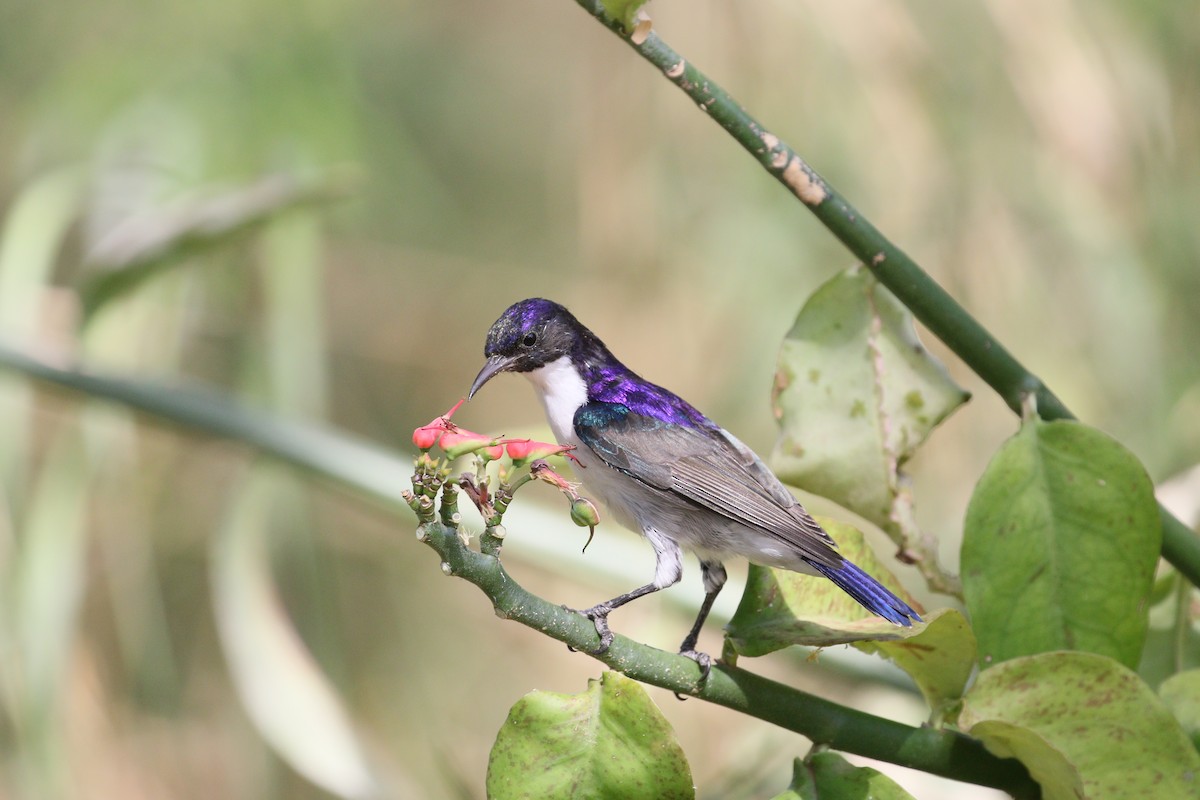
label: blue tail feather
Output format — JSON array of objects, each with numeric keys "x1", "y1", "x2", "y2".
[{"x1": 810, "y1": 560, "x2": 922, "y2": 627}]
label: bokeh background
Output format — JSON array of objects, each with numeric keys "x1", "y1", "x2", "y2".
[{"x1": 0, "y1": 0, "x2": 1197, "y2": 797}]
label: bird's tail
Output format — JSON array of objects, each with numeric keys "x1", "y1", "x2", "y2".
[{"x1": 809, "y1": 559, "x2": 922, "y2": 627}]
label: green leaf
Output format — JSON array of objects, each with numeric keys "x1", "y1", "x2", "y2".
[
  {"x1": 487, "y1": 671, "x2": 693, "y2": 800},
  {"x1": 962, "y1": 418, "x2": 1160, "y2": 669},
  {"x1": 80, "y1": 171, "x2": 353, "y2": 322},
  {"x1": 726, "y1": 518, "x2": 923, "y2": 655},
  {"x1": 213, "y1": 467, "x2": 379, "y2": 798},
  {"x1": 0, "y1": 167, "x2": 81, "y2": 336},
  {"x1": 13, "y1": 429, "x2": 93, "y2": 720},
  {"x1": 770, "y1": 266, "x2": 968, "y2": 534},
  {"x1": 960, "y1": 652, "x2": 1200, "y2": 800},
  {"x1": 855, "y1": 608, "x2": 976, "y2": 719},
  {"x1": 0, "y1": 168, "x2": 83, "y2": 489},
  {"x1": 600, "y1": 0, "x2": 650, "y2": 31},
  {"x1": 1160, "y1": 670, "x2": 1200, "y2": 752},
  {"x1": 771, "y1": 752, "x2": 917, "y2": 800}
]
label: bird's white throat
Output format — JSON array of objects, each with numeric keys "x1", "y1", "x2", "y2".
[{"x1": 524, "y1": 355, "x2": 588, "y2": 445}]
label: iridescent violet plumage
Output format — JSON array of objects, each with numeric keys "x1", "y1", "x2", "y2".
[
  {"x1": 483, "y1": 298, "x2": 713, "y2": 429},
  {"x1": 581, "y1": 359, "x2": 713, "y2": 430},
  {"x1": 487, "y1": 298, "x2": 561, "y2": 352}
]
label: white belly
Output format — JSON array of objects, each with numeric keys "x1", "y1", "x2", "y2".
[{"x1": 524, "y1": 356, "x2": 586, "y2": 444}]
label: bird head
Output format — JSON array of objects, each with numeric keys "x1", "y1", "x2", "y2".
[{"x1": 469, "y1": 298, "x2": 581, "y2": 398}]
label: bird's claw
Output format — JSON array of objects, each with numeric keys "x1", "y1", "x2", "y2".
[
  {"x1": 673, "y1": 649, "x2": 714, "y2": 701},
  {"x1": 563, "y1": 603, "x2": 615, "y2": 655},
  {"x1": 680, "y1": 648, "x2": 714, "y2": 680}
]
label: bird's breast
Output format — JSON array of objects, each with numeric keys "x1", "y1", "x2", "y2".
[{"x1": 524, "y1": 355, "x2": 589, "y2": 444}]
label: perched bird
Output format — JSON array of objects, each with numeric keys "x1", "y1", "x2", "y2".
[{"x1": 469, "y1": 298, "x2": 920, "y2": 675}]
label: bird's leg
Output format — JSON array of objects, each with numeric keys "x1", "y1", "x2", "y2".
[
  {"x1": 566, "y1": 529, "x2": 682, "y2": 655},
  {"x1": 568, "y1": 583, "x2": 661, "y2": 654},
  {"x1": 677, "y1": 560, "x2": 727, "y2": 683}
]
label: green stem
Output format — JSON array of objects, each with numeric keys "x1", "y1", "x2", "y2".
[
  {"x1": 421, "y1": 519, "x2": 1038, "y2": 798},
  {"x1": 0, "y1": 341, "x2": 412, "y2": 510},
  {"x1": 1174, "y1": 571, "x2": 1191, "y2": 675},
  {"x1": 570, "y1": 0, "x2": 1200, "y2": 589}
]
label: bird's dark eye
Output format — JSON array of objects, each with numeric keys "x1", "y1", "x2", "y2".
[{"x1": 521, "y1": 332, "x2": 537, "y2": 348}]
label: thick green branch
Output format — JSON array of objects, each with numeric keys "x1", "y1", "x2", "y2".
[
  {"x1": 419, "y1": 519, "x2": 1037, "y2": 798},
  {"x1": 571, "y1": 0, "x2": 1200, "y2": 588}
]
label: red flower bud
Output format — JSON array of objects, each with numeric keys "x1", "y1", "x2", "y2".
[
  {"x1": 478, "y1": 443, "x2": 505, "y2": 462},
  {"x1": 412, "y1": 398, "x2": 466, "y2": 452},
  {"x1": 440, "y1": 429, "x2": 503, "y2": 460},
  {"x1": 427, "y1": 397, "x2": 466, "y2": 429},
  {"x1": 412, "y1": 426, "x2": 443, "y2": 451},
  {"x1": 506, "y1": 439, "x2": 576, "y2": 466}
]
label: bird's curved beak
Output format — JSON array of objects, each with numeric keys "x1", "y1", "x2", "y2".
[{"x1": 469, "y1": 354, "x2": 517, "y2": 400}]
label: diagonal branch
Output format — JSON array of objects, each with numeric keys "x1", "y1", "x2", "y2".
[
  {"x1": 570, "y1": 0, "x2": 1200, "y2": 588},
  {"x1": 418, "y1": 518, "x2": 1038, "y2": 798}
]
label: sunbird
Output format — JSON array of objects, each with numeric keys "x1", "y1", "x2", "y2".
[{"x1": 470, "y1": 298, "x2": 920, "y2": 675}]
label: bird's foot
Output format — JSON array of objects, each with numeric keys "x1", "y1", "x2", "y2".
[
  {"x1": 563, "y1": 603, "x2": 615, "y2": 655},
  {"x1": 671, "y1": 647, "x2": 714, "y2": 700},
  {"x1": 679, "y1": 648, "x2": 714, "y2": 681}
]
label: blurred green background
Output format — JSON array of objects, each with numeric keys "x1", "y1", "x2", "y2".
[{"x1": 0, "y1": 0, "x2": 1197, "y2": 797}]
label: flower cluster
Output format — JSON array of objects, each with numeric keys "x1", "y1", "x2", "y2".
[
  {"x1": 412, "y1": 400, "x2": 578, "y2": 464},
  {"x1": 406, "y1": 400, "x2": 600, "y2": 552}
]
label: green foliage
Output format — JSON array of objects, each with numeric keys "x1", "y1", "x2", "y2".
[
  {"x1": 960, "y1": 653, "x2": 1200, "y2": 800},
  {"x1": 214, "y1": 468, "x2": 378, "y2": 798},
  {"x1": 80, "y1": 173, "x2": 351, "y2": 323},
  {"x1": 771, "y1": 753, "x2": 917, "y2": 800},
  {"x1": 963, "y1": 418, "x2": 1162, "y2": 669},
  {"x1": 0, "y1": 168, "x2": 81, "y2": 337},
  {"x1": 855, "y1": 608, "x2": 976, "y2": 721},
  {"x1": 10, "y1": 428, "x2": 93, "y2": 795},
  {"x1": 1160, "y1": 670, "x2": 1200, "y2": 751},
  {"x1": 771, "y1": 266, "x2": 968, "y2": 536},
  {"x1": 486, "y1": 672, "x2": 694, "y2": 800}
]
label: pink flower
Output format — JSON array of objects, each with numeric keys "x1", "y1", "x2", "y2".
[
  {"x1": 412, "y1": 426, "x2": 443, "y2": 450},
  {"x1": 506, "y1": 439, "x2": 577, "y2": 466},
  {"x1": 477, "y1": 443, "x2": 506, "y2": 462},
  {"x1": 411, "y1": 398, "x2": 466, "y2": 451},
  {"x1": 439, "y1": 429, "x2": 505, "y2": 460}
]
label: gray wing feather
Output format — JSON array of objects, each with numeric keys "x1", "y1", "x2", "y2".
[{"x1": 574, "y1": 402, "x2": 839, "y2": 566}]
